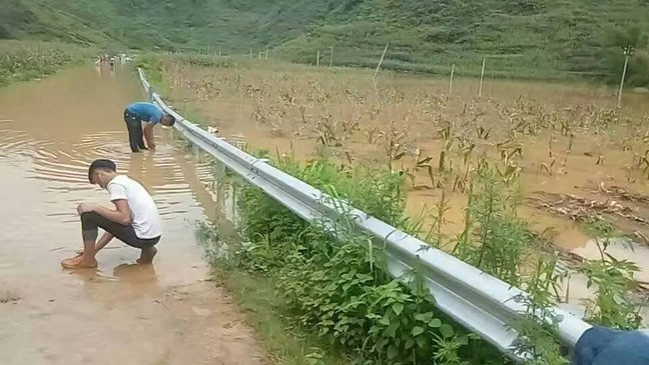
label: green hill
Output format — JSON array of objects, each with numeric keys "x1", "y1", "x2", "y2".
[
  {"x1": 277, "y1": 0, "x2": 649, "y2": 82},
  {"x1": 2, "y1": 0, "x2": 648, "y2": 83}
]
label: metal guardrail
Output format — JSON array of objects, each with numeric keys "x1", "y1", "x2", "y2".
[{"x1": 136, "y1": 67, "x2": 592, "y2": 359}]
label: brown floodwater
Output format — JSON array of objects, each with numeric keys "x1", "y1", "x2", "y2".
[{"x1": 0, "y1": 64, "x2": 265, "y2": 364}]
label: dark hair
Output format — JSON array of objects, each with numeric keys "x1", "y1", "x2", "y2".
[
  {"x1": 165, "y1": 114, "x2": 176, "y2": 126},
  {"x1": 88, "y1": 159, "x2": 116, "y2": 183}
]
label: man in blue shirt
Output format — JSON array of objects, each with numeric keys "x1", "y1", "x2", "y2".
[{"x1": 123, "y1": 102, "x2": 176, "y2": 152}]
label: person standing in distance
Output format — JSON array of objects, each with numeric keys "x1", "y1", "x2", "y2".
[
  {"x1": 61, "y1": 159, "x2": 163, "y2": 268},
  {"x1": 123, "y1": 101, "x2": 176, "y2": 152}
]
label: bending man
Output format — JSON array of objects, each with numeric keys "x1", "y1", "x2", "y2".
[
  {"x1": 61, "y1": 159, "x2": 163, "y2": 268},
  {"x1": 123, "y1": 101, "x2": 176, "y2": 152}
]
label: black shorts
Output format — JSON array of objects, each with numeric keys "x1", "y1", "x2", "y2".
[{"x1": 81, "y1": 212, "x2": 160, "y2": 249}]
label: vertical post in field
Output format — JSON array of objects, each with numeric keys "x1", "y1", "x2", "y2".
[
  {"x1": 478, "y1": 57, "x2": 486, "y2": 98},
  {"x1": 329, "y1": 46, "x2": 334, "y2": 67},
  {"x1": 449, "y1": 63, "x2": 455, "y2": 94},
  {"x1": 373, "y1": 43, "x2": 389, "y2": 84},
  {"x1": 617, "y1": 44, "x2": 635, "y2": 109},
  {"x1": 316, "y1": 50, "x2": 320, "y2": 67}
]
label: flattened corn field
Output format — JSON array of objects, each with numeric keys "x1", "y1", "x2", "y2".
[{"x1": 163, "y1": 59, "x2": 649, "y2": 297}]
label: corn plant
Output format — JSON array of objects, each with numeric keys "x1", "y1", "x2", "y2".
[
  {"x1": 537, "y1": 158, "x2": 556, "y2": 176},
  {"x1": 579, "y1": 218, "x2": 643, "y2": 330},
  {"x1": 475, "y1": 125, "x2": 492, "y2": 140}
]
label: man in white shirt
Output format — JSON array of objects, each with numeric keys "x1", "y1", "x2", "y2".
[{"x1": 61, "y1": 159, "x2": 163, "y2": 269}]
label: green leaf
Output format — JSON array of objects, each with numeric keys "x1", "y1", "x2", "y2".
[
  {"x1": 613, "y1": 294, "x2": 625, "y2": 305},
  {"x1": 392, "y1": 302, "x2": 404, "y2": 315},
  {"x1": 440, "y1": 324, "x2": 454, "y2": 338},
  {"x1": 379, "y1": 315, "x2": 391, "y2": 326},
  {"x1": 405, "y1": 338, "x2": 415, "y2": 349},
  {"x1": 412, "y1": 326, "x2": 425, "y2": 336},
  {"x1": 386, "y1": 321, "x2": 400, "y2": 338},
  {"x1": 429, "y1": 318, "x2": 442, "y2": 328},
  {"x1": 457, "y1": 335, "x2": 469, "y2": 346},
  {"x1": 387, "y1": 344, "x2": 399, "y2": 359},
  {"x1": 415, "y1": 335, "x2": 428, "y2": 348}
]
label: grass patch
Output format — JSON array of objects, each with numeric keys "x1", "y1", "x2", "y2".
[
  {"x1": 206, "y1": 259, "x2": 348, "y2": 365},
  {"x1": 0, "y1": 40, "x2": 93, "y2": 85}
]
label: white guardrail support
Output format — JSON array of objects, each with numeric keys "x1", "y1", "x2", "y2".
[{"x1": 136, "y1": 67, "x2": 591, "y2": 359}]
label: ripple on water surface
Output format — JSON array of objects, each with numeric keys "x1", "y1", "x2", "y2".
[{"x1": 0, "y1": 118, "x2": 205, "y2": 223}]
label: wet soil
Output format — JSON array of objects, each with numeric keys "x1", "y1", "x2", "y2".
[{"x1": 164, "y1": 63, "x2": 649, "y2": 254}]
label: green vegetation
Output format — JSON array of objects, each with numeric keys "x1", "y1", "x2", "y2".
[
  {"x1": 0, "y1": 40, "x2": 92, "y2": 85},
  {"x1": 195, "y1": 148, "x2": 645, "y2": 364},
  {"x1": 201, "y1": 152, "x2": 509, "y2": 364},
  {"x1": 1, "y1": 0, "x2": 113, "y2": 45},
  {"x1": 4, "y1": 0, "x2": 649, "y2": 83},
  {"x1": 579, "y1": 217, "x2": 643, "y2": 330},
  {"x1": 139, "y1": 55, "x2": 648, "y2": 363},
  {"x1": 195, "y1": 230, "x2": 348, "y2": 365},
  {"x1": 277, "y1": 0, "x2": 649, "y2": 83}
]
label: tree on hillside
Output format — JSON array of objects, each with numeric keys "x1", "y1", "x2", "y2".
[{"x1": 603, "y1": 25, "x2": 649, "y2": 87}]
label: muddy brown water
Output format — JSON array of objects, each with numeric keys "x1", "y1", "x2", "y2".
[{"x1": 0, "y1": 65, "x2": 266, "y2": 364}]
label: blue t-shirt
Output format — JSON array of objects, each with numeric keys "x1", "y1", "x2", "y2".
[{"x1": 127, "y1": 102, "x2": 163, "y2": 125}]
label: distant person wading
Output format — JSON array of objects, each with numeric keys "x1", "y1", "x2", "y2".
[{"x1": 123, "y1": 101, "x2": 176, "y2": 152}]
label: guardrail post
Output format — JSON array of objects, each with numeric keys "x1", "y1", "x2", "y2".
[
  {"x1": 212, "y1": 159, "x2": 227, "y2": 219},
  {"x1": 192, "y1": 143, "x2": 200, "y2": 163}
]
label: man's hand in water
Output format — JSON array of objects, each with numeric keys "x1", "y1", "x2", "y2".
[
  {"x1": 77, "y1": 202, "x2": 97, "y2": 215},
  {"x1": 143, "y1": 123, "x2": 155, "y2": 150}
]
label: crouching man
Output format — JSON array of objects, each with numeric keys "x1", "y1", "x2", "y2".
[{"x1": 61, "y1": 159, "x2": 162, "y2": 268}]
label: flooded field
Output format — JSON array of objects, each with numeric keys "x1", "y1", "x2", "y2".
[
  {"x1": 0, "y1": 64, "x2": 265, "y2": 364},
  {"x1": 162, "y1": 62, "x2": 649, "y2": 311}
]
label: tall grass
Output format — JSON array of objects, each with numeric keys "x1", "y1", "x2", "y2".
[
  {"x1": 196, "y1": 151, "x2": 645, "y2": 364},
  {"x1": 203, "y1": 152, "x2": 507, "y2": 364}
]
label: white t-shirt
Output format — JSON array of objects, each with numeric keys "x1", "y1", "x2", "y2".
[{"x1": 106, "y1": 175, "x2": 162, "y2": 239}]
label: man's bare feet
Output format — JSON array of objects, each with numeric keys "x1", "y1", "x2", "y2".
[
  {"x1": 61, "y1": 255, "x2": 98, "y2": 269},
  {"x1": 136, "y1": 246, "x2": 157, "y2": 264}
]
